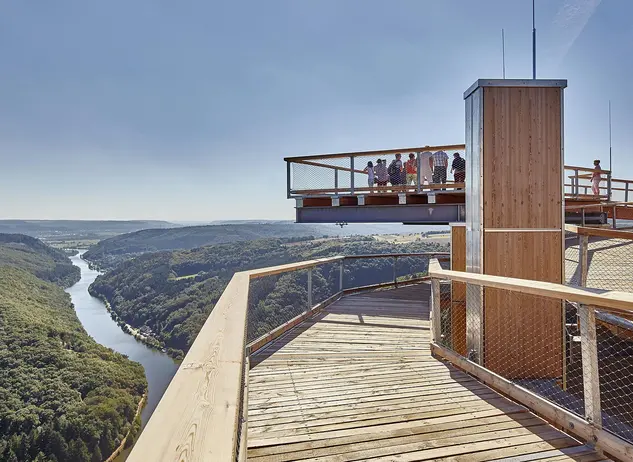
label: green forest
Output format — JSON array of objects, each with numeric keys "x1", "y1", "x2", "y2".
[
  {"x1": 0, "y1": 235, "x2": 147, "y2": 462},
  {"x1": 89, "y1": 237, "x2": 447, "y2": 359},
  {"x1": 0, "y1": 234, "x2": 80, "y2": 287}
]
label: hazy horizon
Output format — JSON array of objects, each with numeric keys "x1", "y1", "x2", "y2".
[{"x1": 2, "y1": 0, "x2": 632, "y2": 221}]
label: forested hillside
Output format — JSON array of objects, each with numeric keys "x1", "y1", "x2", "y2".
[
  {"x1": 0, "y1": 236, "x2": 147, "y2": 462},
  {"x1": 83, "y1": 223, "x2": 331, "y2": 269},
  {"x1": 89, "y1": 237, "x2": 447, "y2": 359},
  {"x1": 0, "y1": 234, "x2": 80, "y2": 287}
]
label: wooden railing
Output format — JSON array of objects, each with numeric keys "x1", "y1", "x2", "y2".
[
  {"x1": 285, "y1": 144, "x2": 466, "y2": 197},
  {"x1": 128, "y1": 252, "x2": 448, "y2": 462},
  {"x1": 428, "y1": 258, "x2": 633, "y2": 461}
]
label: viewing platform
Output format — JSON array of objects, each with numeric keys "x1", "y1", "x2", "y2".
[
  {"x1": 247, "y1": 285, "x2": 606, "y2": 461},
  {"x1": 285, "y1": 148, "x2": 633, "y2": 226}
]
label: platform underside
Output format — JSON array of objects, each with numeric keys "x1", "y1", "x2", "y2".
[{"x1": 246, "y1": 285, "x2": 607, "y2": 461}]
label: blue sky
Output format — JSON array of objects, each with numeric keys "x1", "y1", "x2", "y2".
[{"x1": 1, "y1": 0, "x2": 631, "y2": 220}]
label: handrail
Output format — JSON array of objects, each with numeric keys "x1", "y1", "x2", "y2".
[
  {"x1": 284, "y1": 143, "x2": 466, "y2": 161},
  {"x1": 129, "y1": 252, "x2": 445, "y2": 461},
  {"x1": 564, "y1": 164, "x2": 611, "y2": 175},
  {"x1": 565, "y1": 224, "x2": 633, "y2": 240},
  {"x1": 428, "y1": 259, "x2": 633, "y2": 315}
]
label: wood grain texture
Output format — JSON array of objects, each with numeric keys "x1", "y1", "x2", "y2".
[
  {"x1": 246, "y1": 285, "x2": 604, "y2": 461},
  {"x1": 127, "y1": 272, "x2": 250, "y2": 462},
  {"x1": 428, "y1": 258, "x2": 633, "y2": 315},
  {"x1": 482, "y1": 86, "x2": 562, "y2": 229},
  {"x1": 451, "y1": 225, "x2": 467, "y2": 355}
]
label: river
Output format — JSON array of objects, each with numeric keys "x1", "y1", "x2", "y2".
[{"x1": 65, "y1": 253, "x2": 179, "y2": 459}]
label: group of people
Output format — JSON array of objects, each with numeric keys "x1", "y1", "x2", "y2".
[{"x1": 364, "y1": 151, "x2": 466, "y2": 189}]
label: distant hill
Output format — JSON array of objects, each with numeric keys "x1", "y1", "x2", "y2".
[
  {"x1": 83, "y1": 223, "x2": 332, "y2": 269},
  {"x1": 89, "y1": 236, "x2": 448, "y2": 359},
  {"x1": 0, "y1": 233, "x2": 80, "y2": 287},
  {"x1": 83, "y1": 222, "x2": 449, "y2": 270},
  {"x1": 0, "y1": 219, "x2": 177, "y2": 241}
]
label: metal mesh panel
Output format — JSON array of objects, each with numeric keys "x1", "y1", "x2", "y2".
[
  {"x1": 594, "y1": 306, "x2": 633, "y2": 442},
  {"x1": 565, "y1": 234, "x2": 633, "y2": 292},
  {"x1": 289, "y1": 149, "x2": 467, "y2": 195}
]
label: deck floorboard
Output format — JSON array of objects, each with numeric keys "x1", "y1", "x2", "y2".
[{"x1": 247, "y1": 284, "x2": 606, "y2": 461}]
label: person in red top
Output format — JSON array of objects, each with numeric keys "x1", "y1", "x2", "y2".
[{"x1": 405, "y1": 153, "x2": 417, "y2": 186}]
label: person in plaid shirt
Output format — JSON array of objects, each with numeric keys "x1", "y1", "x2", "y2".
[{"x1": 430, "y1": 150, "x2": 449, "y2": 185}]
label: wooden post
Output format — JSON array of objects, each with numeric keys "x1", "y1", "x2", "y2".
[
  {"x1": 578, "y1": 304, "x2": 602, "y2": 428},
  {"x1": 579, "y1": 235, "x2": 589, "y2": 287},
  {"x1": 613, "y1": 205, "x2": 617, "y2": 229},
  {"x1": 307, "y1": 267, "x2": 313, "y2": 309},
  {"x1": 626, "y1": 182, "x2": 629, "y2": 202},
  {"x1": 339, "y1": 260, "x2": 344, "y2": 291},
  {"x1": 393, "y1": 256, "x2": 398, "y2": 287},
  {"x1": 334, "y1": 169, "x2": 338, "y2": 194},
  {"x1": 574, "y1": 169, "x2": 579, "y2": 196},
  {"x1": 582, "y1": 207, "x2": 586, "y2": 227},
  {"x1": 431, "y1": 278, "x2": 441, "y2": 343}
]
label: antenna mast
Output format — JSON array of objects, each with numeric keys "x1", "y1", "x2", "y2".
[
  {"x1": 502, "y1": 29, "x2": 506, "y2": 79},
  {"x1": 532, "y1": 0, "x2": 536, "y2": 79}
]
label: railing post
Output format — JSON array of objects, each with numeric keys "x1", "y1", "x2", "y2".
[
  {"x1": 334, "y1": 169, "x2": 339, "y2": 194},
  {"x1": 574, "y1": 169, "x2": 579, "y2": 196},
  {"x1": 579, "y1": 234, "x2": 588, "y2": 287},
  {"x1": 393, "y1": 256, "x2": 398, "y2": 287},
  {"x1": 581, "y1": 207, "x2": 586, "y2": 227},
  {"x1": 339, "y1": 260, "x2": 344, "y2": 291},
  {"x1": 607, "y1": 172, "x2": 612, "y2": 201},
  {"x1": 350, "y1": 156, "x2": 355, "y2": 194},
  {"x1": 612, "y1": 205, "x2": 617, "y2": 229},
  {"x1": 431, "y1": 278, "x2": 441, "y2": 343},
  {"x1": 307, "y1": 267, "x2": 313, "y2": 309},
  {"x1": 578, "y1": 304, "x2": 602, "y2": 429},
  {"x1": 626, "y1": 181, "x2": 630, "y2": 203},
  {"x1": 286, "y1": 161, "x2": 292, "y2": 199},
  {"x1": 416, "y1": 152, "x2": 422, "y2": 193}
]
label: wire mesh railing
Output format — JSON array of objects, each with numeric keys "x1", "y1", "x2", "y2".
[
  {"x1": 285, "y1": 144, "x2": 467, "y2": 197},
  {"x1": 429, "y1": 259, "x2": 633, "y2": 458},
  {"x1": 565, "y1": 165, "x2": 612, "y2": 200}
]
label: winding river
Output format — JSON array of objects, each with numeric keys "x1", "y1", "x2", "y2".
[{"x1": 65, "y1": 253, "x2": 179, "y2": 459}]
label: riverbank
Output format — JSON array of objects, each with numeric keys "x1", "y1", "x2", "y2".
[
  {"x1": 105, "y1": 393, "x2": 147, "y2": 462},
  {"x1": 66, "y1": 253, "x2": 179, "y2": 460}
]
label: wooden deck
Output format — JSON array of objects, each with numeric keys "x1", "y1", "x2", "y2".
[{"x1": 247, "y1": 285, "x2": 607, "y2": 461}]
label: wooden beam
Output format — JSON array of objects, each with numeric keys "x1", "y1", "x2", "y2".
[
  {"x1": 127, "y1": 272, "x2": 251, "y2": 462},
  {"x1": 293, "y1": 159, "x2": 367, "y2": 175},
  {"x1": 428, "y1": 259, "x2": 633, "y2": 314},
  {"x1": 564, "y1": 165, "x2": 612, "y2": 175},
  {"x1": 565, "y1": 225, "x2": 633, "y2": 240},
  {"x1": 431, "y1": 343, "x2": 633, "y2": 462},
  {"x1": 284, "y1": 143, "x2": 466, "y2": 161}
]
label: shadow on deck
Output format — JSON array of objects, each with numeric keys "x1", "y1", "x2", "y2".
[{"x1": 247, "y1": 284, "x2": 607, "y2": 461}]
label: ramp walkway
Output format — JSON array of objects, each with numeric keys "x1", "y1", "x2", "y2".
[{"x1": 247, "y1": 285, "x2": 605, "y2": 461}]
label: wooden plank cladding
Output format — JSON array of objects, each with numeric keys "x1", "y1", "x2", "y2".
[
  {"x1": 464, "y1": 80, "x2": 566, "y2": 380},
  {"x1": 451, "y1": 224, "x2": 467, "y2": 356},
  {"x1": 482, "y1": 86, "x2": 563, "y2": 229}
]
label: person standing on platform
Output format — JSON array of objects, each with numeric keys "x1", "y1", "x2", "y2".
[
  {"x1": 405, "y1": 153, "x2": 417, "y2": 186},
  {"x1": 374, "y1": 159, "x2": 388, "y2": 187},
  {"x1": 364, "y1": 161, "x2": 375, "y2": 191},
  {"x1": 419, "y1": 151, "x2": 433, "y2": 185},
  {"x1": 591, "y1": 159, "x2": 602, "y2": 196},
  {"x1": 451, "y1": 152, "x2": 466, "y2": 188},
  {"x1": 388, "y1": 153, "x2": 403, "y2": 187},
  {"x1": 430, "y1": 150, "x2": 449, "y2": 186}
]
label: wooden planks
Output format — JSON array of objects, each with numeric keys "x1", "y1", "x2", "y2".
[
  {"x1": 246, "y1": 285, "x2": 604, "y2": 462},
  {"x1": 482, "y1": 86, "x2": 562, "y2": 230},
  {"x1": 450, "y1": 224, "x2": 466, "y2": 355}
]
